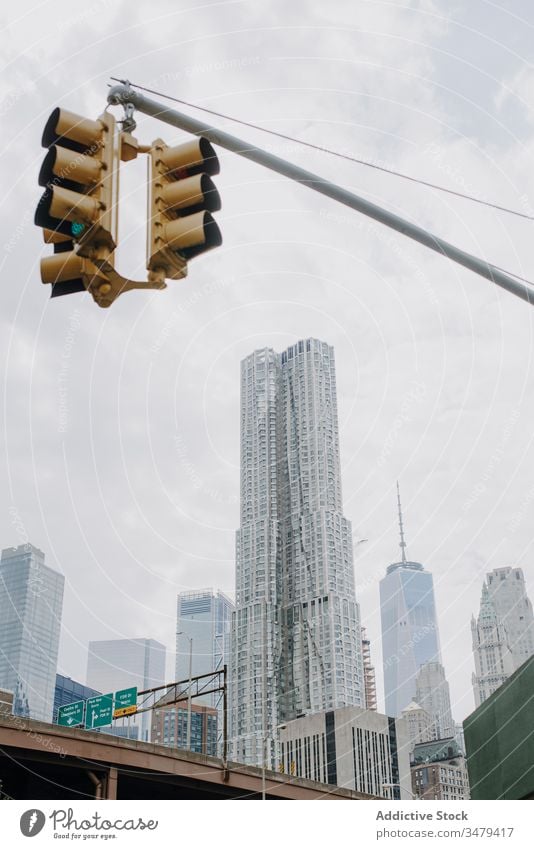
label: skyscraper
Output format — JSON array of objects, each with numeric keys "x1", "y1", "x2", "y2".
[
  {"x1": 0, "y1": 544, "x2": 64, "y2": 723},
  {"x1": 86, "y1": 638, "x2": 166, "y2": 741},
  {"x1": 231, "y1": 339, "x2": 364, "y2": 766},
  {"x1": 471, "y1": 582, "x2": 515, "y2": 707},
  {"x1": 176, "y1": 589, "x2": 234, "y2": 685},
  {"x1": 176, "y1": 589, "x2": 234, "y2": 752},
  {"x1": 414, "y1": 661, "x2": 454, "y2": 741},
  {"x1": 485, "y1": 567, "x2": 534, "y2": 669},
  {"x1": 380, "y1": 485, "x2": 441, "y2": 718}
]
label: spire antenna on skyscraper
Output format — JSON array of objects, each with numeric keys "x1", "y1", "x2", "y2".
[{"x1": 397, "y1": 481, "x2": 407, "y2": 564}]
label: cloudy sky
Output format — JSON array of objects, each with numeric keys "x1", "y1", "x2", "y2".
[{"x1": 1, "y1": 0, "x2": 534, "y2": 726}]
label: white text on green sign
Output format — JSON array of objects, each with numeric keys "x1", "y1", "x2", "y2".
[
  {"x1": 113, "y1": 686, "x2": 138, "y2": 719},
  {"x1": 57, "y1": 700, "x2": 84, "y2": 727},
  {"x1": 86, "y1": 693, "x2": 113, "y2": 729}
]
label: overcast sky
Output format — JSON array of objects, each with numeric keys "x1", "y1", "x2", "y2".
[{"x1": 1, "y1": 0, "x2": 534, "y2": 725}]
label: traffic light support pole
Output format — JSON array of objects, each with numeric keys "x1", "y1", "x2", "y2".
[{"x1": 108, "y1": 83, "x2": 534, "y2": 306}]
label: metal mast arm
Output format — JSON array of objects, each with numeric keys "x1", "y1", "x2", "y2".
[{"x1": 108, "y1": 83, "x2": 534, "y2": 306}]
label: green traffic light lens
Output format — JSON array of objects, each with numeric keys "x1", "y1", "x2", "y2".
[{"x1": 71, "y1": 221, "x2": 85, "y2": 237}]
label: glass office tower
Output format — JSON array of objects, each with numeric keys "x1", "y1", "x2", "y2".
[
  {"x1": 86, "y1": 638, "x2": 166, "y2": 741},
  {"x1": 380, "y1": 487, "x2": 441, "y2": 718},
  {"x1": 0, "y1": 544, "x2": 64, "y2": 723}
]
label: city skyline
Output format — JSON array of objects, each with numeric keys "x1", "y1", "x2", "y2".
[
  {"x1": 2, "y1": 402, "x2": 534, "y2": 730},
  {"x1": 1, "y1": 423, "x2": 533, "y2": 730},
  {"x1": 3, "y1": 3, "x2": 534, "y2": 737}
]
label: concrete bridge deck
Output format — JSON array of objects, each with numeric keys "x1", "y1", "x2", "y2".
[{"x1": 0, "y1": 714, "x2": 370, "y2": 800}]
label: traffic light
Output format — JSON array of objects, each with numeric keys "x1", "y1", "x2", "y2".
[
  {"x1": 147, "y1": 137, "x2": 222, "y2": 282},
  {"x1": 36, "y1": 108, "x2": 119, "y2": 298}
]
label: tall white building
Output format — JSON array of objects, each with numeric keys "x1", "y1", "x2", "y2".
[
  {"x1": 379, "y1": 485, "x2": 442, "y2": 718},
  {"x1": 231, "y1": 339, "x2": 365, "y2": 766},
  {"x1": 471, "y1": 582, "x2": 515, "y2": 707},
  {"x1": 86, "y1": 638, "x2": 166, "y2": 741},
  {"x1": 486, "y1": 567, "x2": 534, "y2": 669},
  {"x1": 414, "y1": 661, "x2": 454, "y2": 741},
  {"x1": 0, "y1": 544, "x2": 64, "y2": 723}
]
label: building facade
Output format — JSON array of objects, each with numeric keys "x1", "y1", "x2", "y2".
[
  {"x1": 486, "y1": 567, "x2": 534, "y2": 669},
  {"x1": 231, "y1": 340, "x2": 365, "y2": 766},
  {"x1": 176, "y1": 590, "x2": 234, "y2": 684},
  {"x1": 53, "y1": 674, "x2": 100, "y2": 723},
  {"x1": 279, "y1": 706, "x2": 411, "y2": 798},
  {"x1": 176, "y1": 589, "x2": 233, "y2": 755},
  {"x1": 464, "y1": 655, "x2": 534, "y2": 800},
  {"x1": 0, "y1": 544, "x2": 64, "y2": 723},
  {"x1": 471, "y1": 583, "x2": 515, "y2": 707},
  {"x1": 151, "y1": 699, "x2": 218, "y2": 756},
  {"x1": 86, "y1": 638, "x2": 166, "y2": 742},
  {"x1": 361, "y1": 627, "x2": 377, "y2": 711},
  {"x1": 401, "y1": 701, "x2": 436, "y2": 754},
  {"x1": 0, "y1": 689, "x2": 14, "y2": 717},
  {"x1": 411, "y1": 738, "x2": 470, "y2": 800},
  {"x1": 414, "y1": 661, "x2": 454, "y2": 741},
  {"x1": 379, "y1": 487, "x2": 442, "y2": 719}
]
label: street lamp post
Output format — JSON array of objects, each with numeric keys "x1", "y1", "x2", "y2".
[
  {"x1": 382, "y1": 782, "x2": 416, "y2": 800},
  {"x1": 177, "y1": 632, "x2": 193, "y2": 752}
]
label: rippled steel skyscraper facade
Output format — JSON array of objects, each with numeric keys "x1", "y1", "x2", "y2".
[{"x1": 231, "y1": 339, "x2": 364, "y2": 766}]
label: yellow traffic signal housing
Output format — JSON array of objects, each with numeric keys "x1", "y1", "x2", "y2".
[
  {"x1": 35, "y1": 108, "x2": 223, "y2": 306},
  {"x1": 36, "y1": 107, "x2": 120, "y2": 300},
  {"x1": 39, "y1": 243, "x2": 111, "y2": 299},
  {"x1": 36, "y1": 108, "x2": 118, "y2": 257},
  {"x1": 147, "y1": 137, "x2": 222, "y2": 281}
]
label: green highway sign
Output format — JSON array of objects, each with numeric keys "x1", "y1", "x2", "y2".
[
  {"x1": 113, "y1": 686, "x2": 138, "y2": 719},
  {"x1": 57, "y1": 700, "x2": 84, "y2": 728},
  {"x1": 86, "y1": 693, "x2": 113, "y2": 729}
]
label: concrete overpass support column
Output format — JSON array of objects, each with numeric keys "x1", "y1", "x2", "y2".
[{"x1": 106, "y1": 767, "x2": 118, "y2": 800}]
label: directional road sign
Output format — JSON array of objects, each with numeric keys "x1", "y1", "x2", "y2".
[
  {"x1": 86, "y1": 693, "x2": 113, "y2": 729},
  {"x1": 113, "y1": 686, "x2": 138, "y2": 719},
  {"x1": 57, "y1": 700, "x2": 84, "y2": 728}
]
